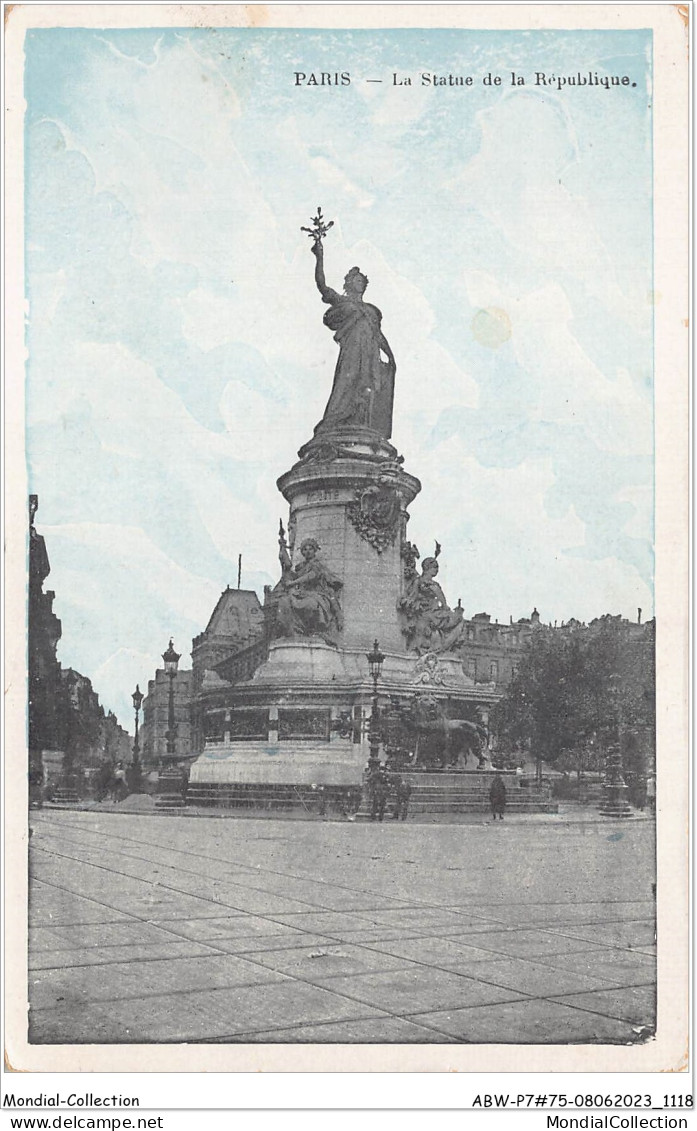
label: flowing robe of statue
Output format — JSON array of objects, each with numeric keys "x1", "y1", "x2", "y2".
[
  {"x1": 310, "y1": 239, "x2": 396, "y2": 439},
  {"x1": 318, "y1": 295, "x2": 395, "y2": 437}
]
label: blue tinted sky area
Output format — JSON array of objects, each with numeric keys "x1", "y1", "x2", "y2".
[{"x1": 24, "y1": 27, "x2": 653, "y2": 725}]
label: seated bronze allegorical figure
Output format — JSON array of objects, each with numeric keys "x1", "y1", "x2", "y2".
[
  {"x1": 399, "y1": 552, "x2": 466, "y2": 655},
  {"x1": 269, "y1": 532, "x2": 344, "y2": 646}
]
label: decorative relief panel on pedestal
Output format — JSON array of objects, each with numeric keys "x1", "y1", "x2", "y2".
[
  {"x1": 278, "y1": 708, "x2": 331, "y2": 741},
  {"x1": 412, "y1": 651, "x2": 448, "y2": 687},
  {"x1": 228, "y1": 708, "x2": 269, "y2": 740},
  {"x1": 204, "y1": 710, "x2": 226, "y2": 743},
  {"x1": 346, "y1": 478, "x2": 402, "y2": 553}
]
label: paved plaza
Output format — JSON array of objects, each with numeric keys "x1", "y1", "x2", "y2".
[{"x1": 28, "y1": 808, "x2": 656, "y2": 1044}]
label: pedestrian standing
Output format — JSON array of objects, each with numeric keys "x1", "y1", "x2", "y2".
[
  {"x1": 113, "y1": 762, "x2": 128, "y2": 802},
  {"x1": 392, "y1": 778, "x2": 412, "y2": 821},
  {"x1": 489, "y1": 773, "x2": 506, "y2": 820},
  {"x1": 370, "y1": 769, "x2": 389, "y2": 822}
]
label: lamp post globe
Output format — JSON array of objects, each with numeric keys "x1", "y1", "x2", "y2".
[
  {"x1": 162, "y1": 639, "x2": 181, "y2": 677},
  {"x1": 367, "y1": 639, "x2": 385, "y2": 683}
]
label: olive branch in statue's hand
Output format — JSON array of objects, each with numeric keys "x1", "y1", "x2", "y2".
[{"x1": 302, "y1": 206, "x2": 334, "y2": 250}]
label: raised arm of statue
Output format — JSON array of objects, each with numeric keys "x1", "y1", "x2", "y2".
[{"x1": 311, "y1": 241, "x2": 340, "y2": 305}]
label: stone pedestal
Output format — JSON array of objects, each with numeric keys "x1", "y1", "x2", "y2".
[
  {"x1": 188, "y1": 639, "x2": 491, "y2": 790},
  {"x1": 276, "y1": 429, "x2": 421, "y2": 653},
  {"x1": 189, "y1": 425, "x2": 499, "y2": 797}
]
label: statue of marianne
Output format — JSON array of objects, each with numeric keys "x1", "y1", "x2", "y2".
[{"x1": 311, "y1": 238, "x2": 396, "y2": 439}]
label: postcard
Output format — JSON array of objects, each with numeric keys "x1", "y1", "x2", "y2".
[{"x1": 4, "y1": 3, "x2": 688, "y2": 1077}]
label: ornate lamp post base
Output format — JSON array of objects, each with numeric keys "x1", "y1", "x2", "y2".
[
  {"x1": 599, "y1": 784, "x2": 633, "y2": 818},
  {"x1": 599, "y1": 746, "x2": 633, "y2": 818}
]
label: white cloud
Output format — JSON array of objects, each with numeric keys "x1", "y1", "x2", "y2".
[
  {"x1": 44, "y1": 522, "x2": 220, "y2": 624},
  {"x1": 451, "y1": 94, "x2": 648, "y2": 332}
]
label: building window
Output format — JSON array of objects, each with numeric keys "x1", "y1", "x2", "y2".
[
  {"x1": 490, "y1": 661, "x2": 499, "y2": 681},
  {"x1": 466, "y1": 659, "x2": 476, "y2": 678}
]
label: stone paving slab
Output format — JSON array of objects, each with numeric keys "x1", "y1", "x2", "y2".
[
  {"x1": 413, "y1": 998, "x2": 642, "y2": 1044},
  {"x1": 32, "y1": 863, "x2": 241, "y2": 921},
  {"x1": 429, "y1": 915, "x2": 549, "y2": 935},
  {"x1": 443, "y1": 955, "x2": 622, "y2": 998},
  {"x1": 232, "y1": 1016, "x2": 460, "y2": 1043},
  {"x1": 365, "y1": 935, "x2": 502, "y2": 968},
  {"x1": 205, "y1": 870, "x2": 386, "y2": 906},
  {"x1": 325, "y1": 925, "x2": 450, "y2": 945},
  {"x1": 30, "y1": 953, "x2": 290, "y2": 1009},
  {"x1": 554, "y1": 921, "x2": 656, "y2": 951},
  {"x1": 356, "y1": 908, "x2": 478, "y2": 930},
  {"x1": 28, "y1": 881, "x2": 134, "y2": 927},
  {"x1": 240, "y1": 942, "x2": 422, "y2": 980},
  {"x1": 458, "y1": 901, "x2": 656, "y2": 927},
  {"x1": 208, "y1": 933, "x2": 336, "y2": 956},
  {"x1": 149, "y1": 914, "x2": 302, "y2": 943},
  {"x1": 441, "y1": 927, "x2": 608, "y2": 959},
  {"x1": 41, "y1": 858, "x2": 322, "y2": 918},
  {"x1": 29, "y1": 920, "x2": 182, "y2": 951},
  {"x1": 310, "y1": 968, "x2": 527, "y2": 1013},
  {"x1": 29, "y1": 941, "x2": 218, "y2": 971},
  {"x1": 540, "y1": 947, "x2": 656, "y2": 984},
  {"x1": 267, "y1": 910, "x2": 386, "y2": 933},
  {"x1": 280, "y1": 888, "x2": 413, "y2": 913},
  {"x1": 42, "y1": 832, "x2": 263, "y2": 884},
  {"x1": 32, "y1": 982, "x2": 389, "y2": 1044},
  {"x1": 359, "y1": 938, "x2": 628, "y2": 998},
  {"x1": 192, "y1": 885, "x2": 322, "y2": 916},
  {"x1": 551, "y1": 985, "x2": 658, "y2": 1025}
]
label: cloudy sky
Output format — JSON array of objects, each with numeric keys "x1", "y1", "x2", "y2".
[{"x1": 24, "y1": 26, "x2": 653, "y2": 729}]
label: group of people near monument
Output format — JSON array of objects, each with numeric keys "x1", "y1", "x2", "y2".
[{"x1": 367, "y1": 768, "x2": 412, "y2": 822}]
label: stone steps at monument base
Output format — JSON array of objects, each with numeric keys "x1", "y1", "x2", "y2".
[
  {"x1": 185, "y1": 781, "x2": 557, "y2": 815},
  {"x1": 357, "y1": 799, "x2": 558, "y2": 818},
  {"x1": 410, "y1": 797, "x2": 557, "y2": 812},
  {"x1": 185, "y1": 783, "x2": 354, "y2": 811},
  {"x1": 357, "y1": 774, "x2": 556, "y2": 817},
  {"x1": 155, "y1": 792, "x2": 186, "y2": 809},
  {"x1": 389, "y1": 786, "x2": 546, "y2": 799},
  {"x1": 51, "y1": 788, "x2": 81, "y2": 804}
]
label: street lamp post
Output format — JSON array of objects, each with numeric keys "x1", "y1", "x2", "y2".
[
  {"x1": 599, "y1": 672, "x2": 632, "y2": 817},
  {"x1": 129, "y1": 684, "x2": 143, "y2": 792},
  {"x1": 366, "y1": 639, "x2": 385, "y2": 775},
  {"x1": 162, "y1": 639, "x2": 180, "y2": 765}
]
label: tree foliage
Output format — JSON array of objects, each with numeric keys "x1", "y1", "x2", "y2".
[{"x1": 491, "y1": 617, "x2": 655, "y2": 774}]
